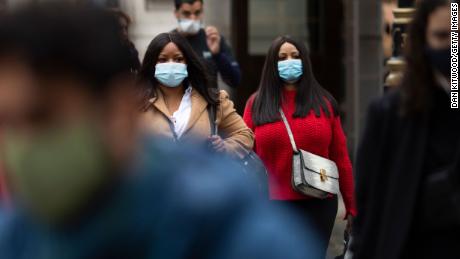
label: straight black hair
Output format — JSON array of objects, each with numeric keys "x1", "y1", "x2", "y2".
[
  {"x1": 139, "y1": 32, "x2": 218, "y2": 107},
  {"x1": 174, "y1": 0, "x2": 203, "y2": 10},
  {"x1": 400, "y1": 0, "x2": 450, "y2": 115},
  {"x1": 252, "y1": 36, "x2": 338, "y2": 126}
]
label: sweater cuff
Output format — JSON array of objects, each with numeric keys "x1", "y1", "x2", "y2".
[{"x1": 343, "y1": 208, "x2": 357, "y2": 220}]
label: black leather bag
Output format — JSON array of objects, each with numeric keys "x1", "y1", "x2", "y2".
[{"x1": 207, "y1": 105, "x2": 268, "y2": 196}]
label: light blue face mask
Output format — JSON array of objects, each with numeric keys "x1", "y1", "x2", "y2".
[
  {"x1": 154, "y1": 62, "x2": 188, "y2": 88},
  {"x1": 278, "y1": 59, "x2": 303, "y2": 83}
]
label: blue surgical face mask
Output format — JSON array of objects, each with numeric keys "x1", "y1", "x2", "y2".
[
  {"x1": 154, "y1": 62, "x2": 188, "y2": 88},
  {"x1": 278, "y1": 59, "x2": 303, "y2": 83}
]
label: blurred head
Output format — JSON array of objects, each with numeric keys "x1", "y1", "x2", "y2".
[
  {"x1": 0, "y1": 3, "x2": 138, "y2": 224},
  {"x1": 251, "y1": 36, "x2": 338, "y2": 126},
  {"x1": 109, "y1": 8, "x2": 132, "y2": 41},
  {"x1": 139, "y1": 32, "x2": 217, "y2": 107},
  {"x1": 425, "y1": 3, "x2": 450, "y2": 50},
  {"x1": 401, "y1": 0, "x2": 451, "y2": 114},
  {"x1": 174, "y1": 0, "x2": 204, "y2": 35}
]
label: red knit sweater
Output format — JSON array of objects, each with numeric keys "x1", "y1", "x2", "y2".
[{"x1": 243, "y1": 89, "x2": 357, "y2": 217}]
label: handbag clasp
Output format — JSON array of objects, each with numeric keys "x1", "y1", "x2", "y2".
[{"x1": 320, "y1": 169, "x2": 328, "y2": 182}]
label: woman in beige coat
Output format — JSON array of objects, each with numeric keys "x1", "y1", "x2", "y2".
[{"x1": 138, "y1": 32, "x2": 253, "y2": 158}]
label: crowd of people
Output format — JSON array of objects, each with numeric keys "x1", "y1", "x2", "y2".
[{"x1": 0, "y1": 0, "x2": 457, "y2": 258}]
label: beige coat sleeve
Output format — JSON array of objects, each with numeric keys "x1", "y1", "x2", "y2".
[{"x1": 216, "y1": 90, "x2": 254, "y2": 159}]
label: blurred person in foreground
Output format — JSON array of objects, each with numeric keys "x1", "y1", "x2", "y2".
[
  {"x1": 0, "y1": 3, "x2": 320, "y2": 259},
  {"x1": 172, "y1": 0, "x2": 241, "y2": 89},
  {"x1": 352, "y1": 0, "x2": 460, "y2": 258}
]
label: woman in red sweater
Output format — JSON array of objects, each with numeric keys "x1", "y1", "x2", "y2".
[{"x1": 243, "y1": 36, "x2": 356, "y2": 257}]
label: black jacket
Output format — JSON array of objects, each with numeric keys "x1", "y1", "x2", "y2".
[
  {"x1": 173, "y1": 29, "x2": 241, "y2": 88},
  {"x1": 351, "y1": 87, "x2": 460, "y2": 259}
]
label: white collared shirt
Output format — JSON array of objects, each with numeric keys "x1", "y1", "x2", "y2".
[{"x1": 169, "y1": 86, "x2": 192, "y2": 139}]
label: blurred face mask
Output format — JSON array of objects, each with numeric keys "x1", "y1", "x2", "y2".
[
  {"x1": 2, "y1": 122, "x2": 111, "y2": 223},
  {"x1": 178, "y1": 19, "x2": 201, "y2": 35},
  {"x1": 278, "y1": 59, "x2": 303, "y2": 83},
  {"x1": 426, "y1": 46, "x2": 451, "y2": 79},
  {"x1": 155, "y1": 62, "x2": 188, "y2": 88}
]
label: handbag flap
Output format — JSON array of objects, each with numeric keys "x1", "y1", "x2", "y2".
[{"x1": 299, "y1": 149, "x2": 339, "y2": 179}]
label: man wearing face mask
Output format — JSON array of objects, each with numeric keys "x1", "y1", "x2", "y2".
[{"x1": 172, "y1": 0, "x2": 241, "y2": 89}]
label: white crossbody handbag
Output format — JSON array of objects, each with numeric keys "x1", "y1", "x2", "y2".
[{"x1": 279, "y1": 109, "x2": 340, "y2": 199}]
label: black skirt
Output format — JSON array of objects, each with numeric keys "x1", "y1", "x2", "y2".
[{"x1": 273, "y1": 196, "x2": 338, "y2": 259}]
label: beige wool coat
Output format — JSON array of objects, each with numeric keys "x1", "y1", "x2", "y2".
[{"x1": 140, "y1": 88, "x2": 254, "y2": 158}]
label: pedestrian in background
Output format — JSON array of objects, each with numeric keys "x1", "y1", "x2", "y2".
[
  {"x1": 243, "y1": 36, "x2": 356, "y2": 258},
  {"x1": 352, "y1": 0, "x2": 460, "y2": 258},
  {"x1": 138, "y1": 32, "x2": 253, "y2": 159},
  {"x1": 172, "y1": 0, "x2": 241, "y2": 89}
]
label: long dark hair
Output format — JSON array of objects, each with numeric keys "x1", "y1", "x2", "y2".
[
  {"x1": 252, "y1": 36, "x2": 338, "y2": 126},
  {"x1": 139, "y1": 32, "x2": 217, "y2": 107},
  {"x1": 400, "y1": 0, "x2": 449, "y2": 115}
]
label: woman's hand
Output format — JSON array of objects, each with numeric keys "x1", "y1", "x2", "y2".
[{"x1": 208, "y1": 135, "x2": 227, "y2": 153}]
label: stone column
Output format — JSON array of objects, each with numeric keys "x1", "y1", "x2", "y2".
[
  {"x1": 120, "y1": 0, "x2": 176, "y2": 59},
  {"x1": 344, "y1": 0, "x2": 384, "y2": 157}
]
